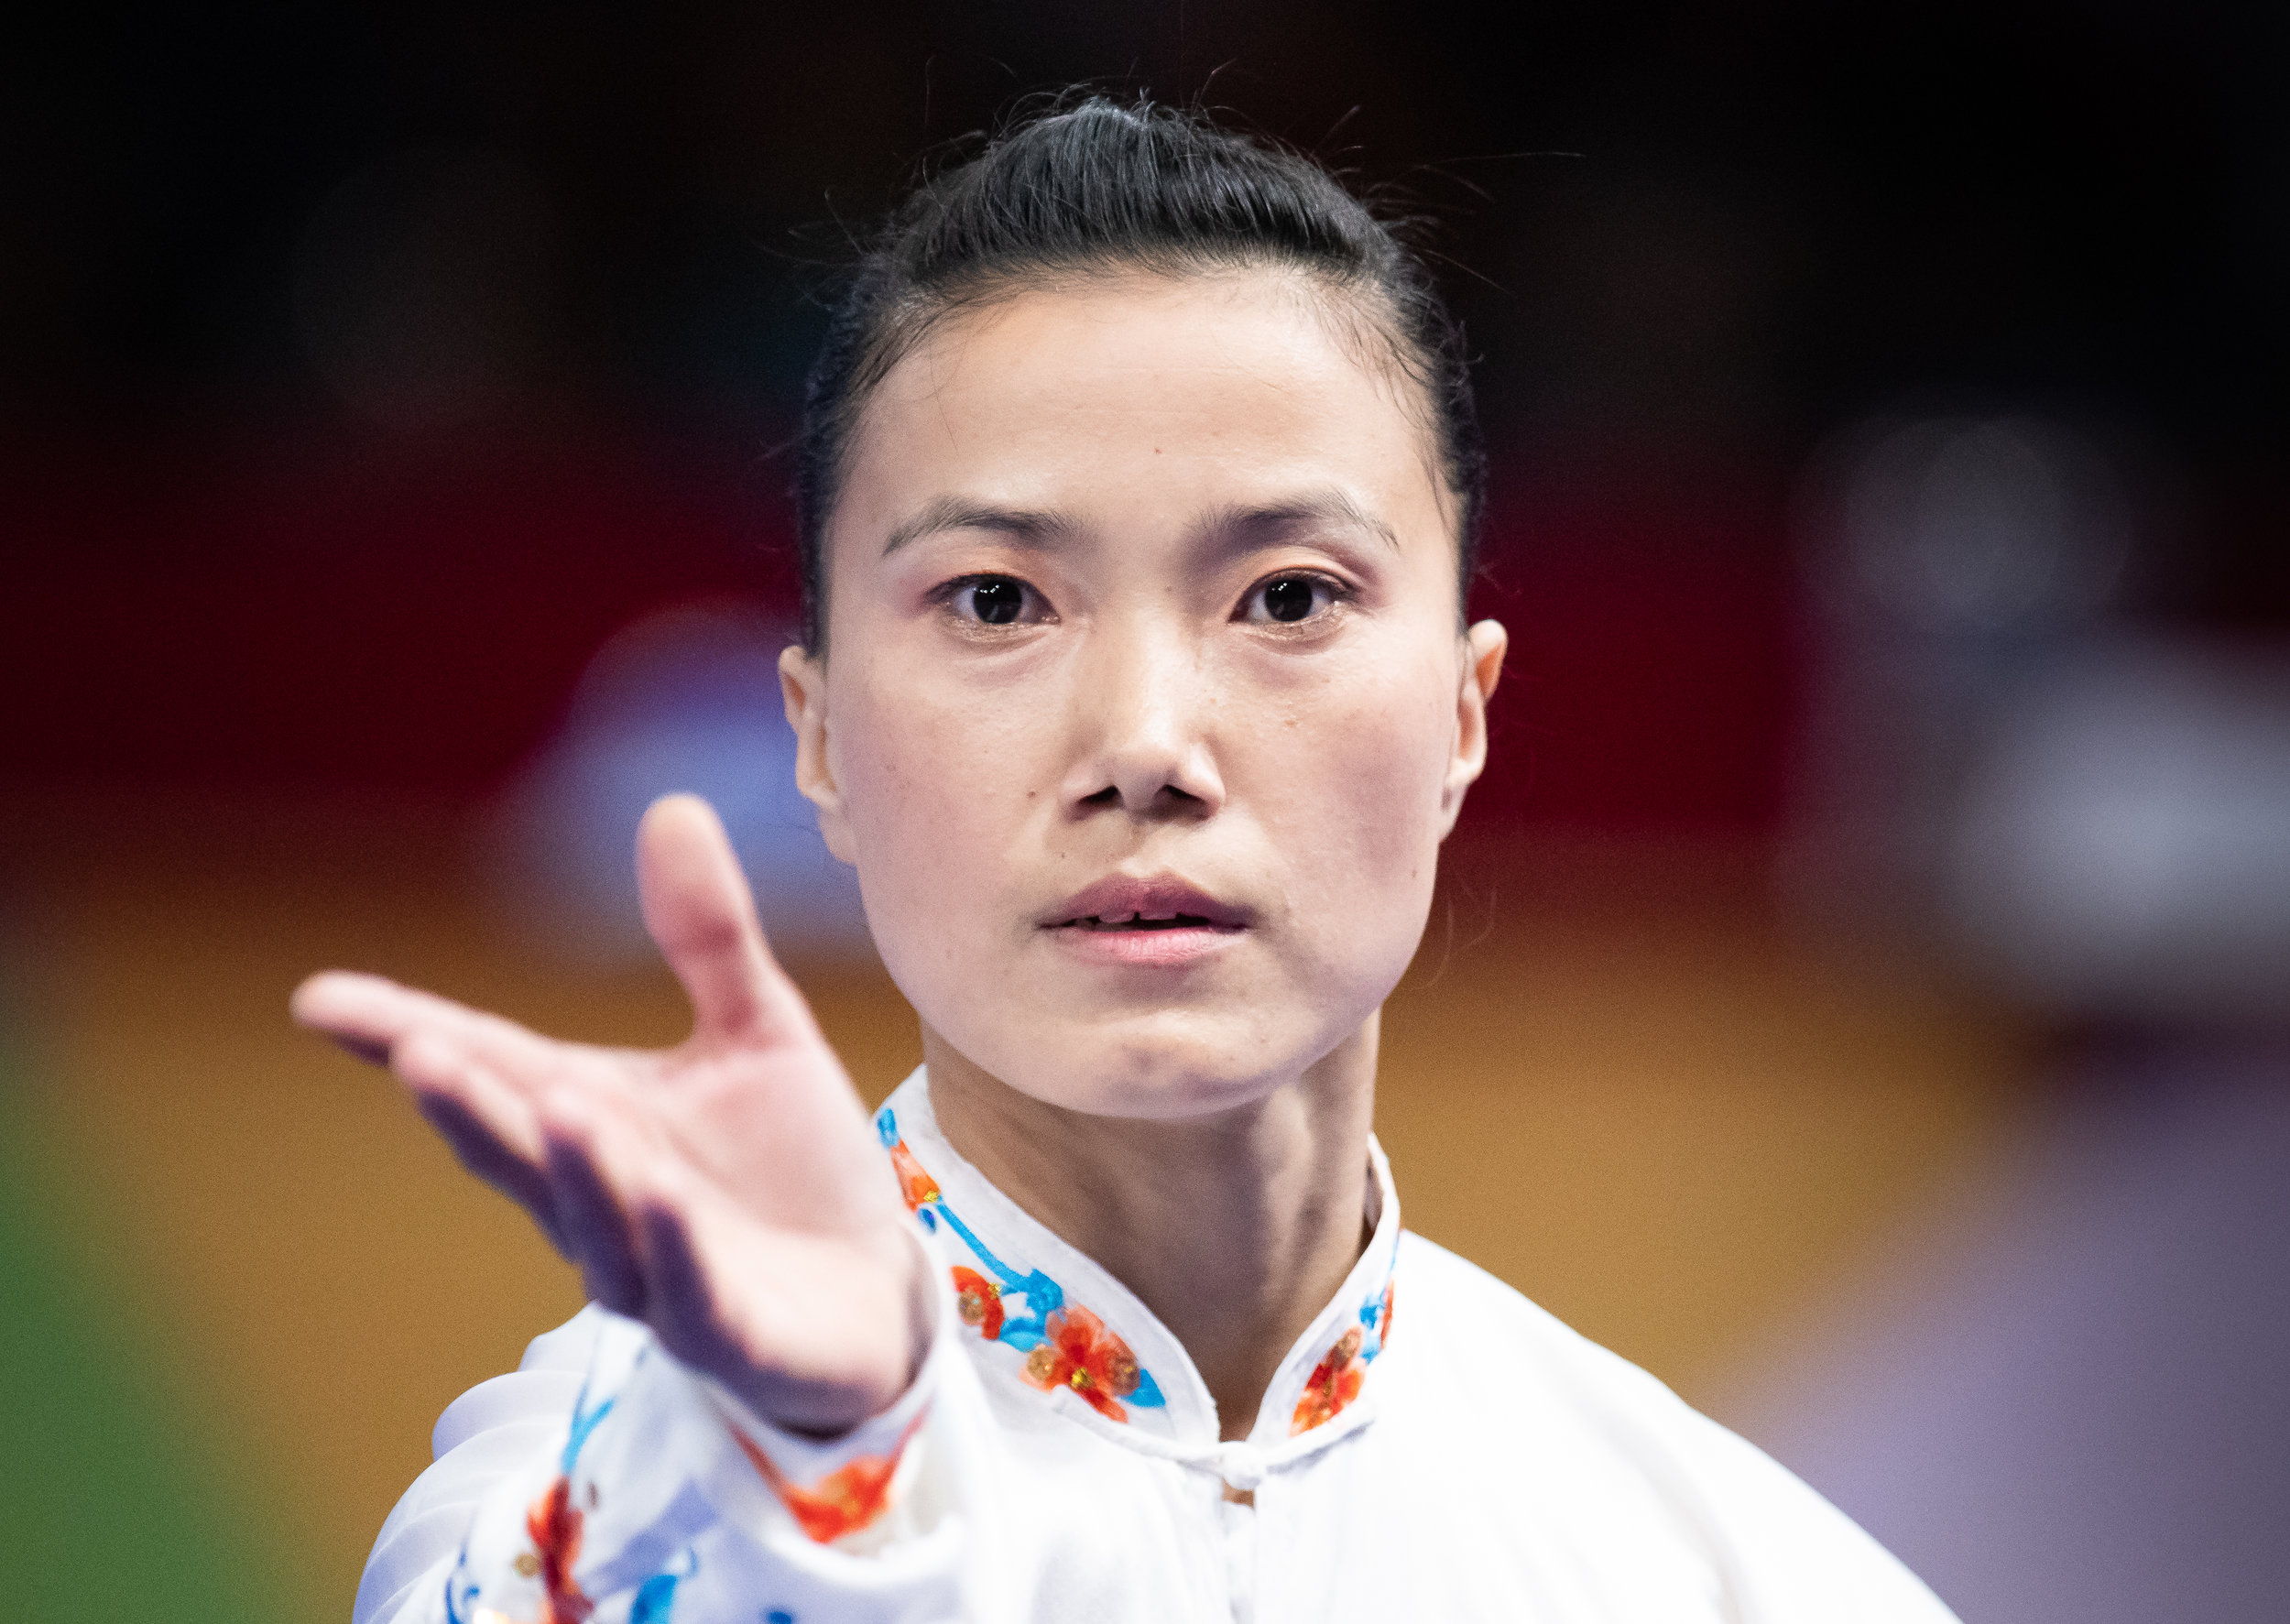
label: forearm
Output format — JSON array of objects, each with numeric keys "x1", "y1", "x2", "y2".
[{"x1": 362, "y1": 1287, "x2": 988, "y2": 1624}]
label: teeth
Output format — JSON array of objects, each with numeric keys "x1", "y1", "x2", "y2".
[{"x1": 1052, "y1": 906, "x2": 1229, "y2": 931}]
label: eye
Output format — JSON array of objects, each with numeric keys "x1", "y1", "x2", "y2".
[
  {"x1": 943, "y1": 573, "x2": 1049, "y2": 627},
  {"x1": 969, "y1": 578, "x2": 1024, "y2": 625},
  {"x1": 1240, "y1": 572, "x2": 1346, "y2": 626}
]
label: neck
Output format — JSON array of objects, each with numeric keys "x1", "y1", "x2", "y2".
[{"x1": 921, "y1": 1019, "x2": 1379, "y2": 1443}]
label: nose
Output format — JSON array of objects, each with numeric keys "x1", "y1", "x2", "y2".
[{"x1": 1061, "y1": 615, "x2": 1225, "y2": 821}]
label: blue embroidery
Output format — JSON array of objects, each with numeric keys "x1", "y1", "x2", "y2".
[
  {"x1": 927, "y1": 1204, "x2": 1063, "y2": 1351},
  {"x1": 629, "y1": 1569, "x2": 681, "y2": 1623},
  {"x1": 444, "y1": 1553, "x2": 477, "y2": 1623},
  {"x1": 764, "y1": 1610, "x2": 797, "y2": 1624},
  {"x1": 561, "y1": 1374, "x2": 617, "y2": 1474},
  {"x1": 878, "y1": 1106, "x2": 1163, "y2": 1410},
  {"x1": 1358, "y1": 1270, "x2": 1393, "y2": 1361}
]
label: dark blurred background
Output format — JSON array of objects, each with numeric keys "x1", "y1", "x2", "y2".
[{"x1": 3, "y1": 4, "x2": 2284, "y2": 1620}]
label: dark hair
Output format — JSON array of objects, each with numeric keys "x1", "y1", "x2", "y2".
[{"x1": 794, "y1": 94, "x2": 1485, "y2": 653}]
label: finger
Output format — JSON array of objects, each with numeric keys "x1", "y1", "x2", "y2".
[
  {"x1": 328, "y1": 1030, "x2": 392, "y2": 1067},
  {"x1": 539, "y1": 1091, "x2": 649, "y2": 1320},
  {"x1": 293, "y1": 971, "x2": 562, "y2": 1089},
  {"x1": 634, "y1": 794, "x2": 814, "y2": 1047},
  {"x1": 395, "y1": 1030, "x2": 552, "y2": 1212},
  {"x1": 637, "y1": 1183, "x2": 736, "y2": 1386},
  {"x1": 415, "y1": 1089, "x2": 565, "y2": 1250}
]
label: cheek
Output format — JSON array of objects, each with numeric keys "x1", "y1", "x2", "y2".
[
  {"x1": 829, "y1": 666, "x2": 1049, "y2": 933},
  {"x1": 1244, "y1": 650, "x2": 1457, "y2": 916},
  {"x1": 1284, "y1": 659, "x2": 1450, "y2": 817}
]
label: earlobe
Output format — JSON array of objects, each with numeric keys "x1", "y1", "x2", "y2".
[
  {"x1": 778, "y1": 645, "x2": 857, "y2": 866},
  {"x1": 1437, "y1": 619, "x2": 1508, "y2": 834}
]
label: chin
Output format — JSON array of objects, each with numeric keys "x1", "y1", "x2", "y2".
[{"x1": 1005, "y1": 1010, "x2": 1327, "y2": 1123}]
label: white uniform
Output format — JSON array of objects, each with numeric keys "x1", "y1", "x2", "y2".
[{"x1": 355, "y1": 1068, "x2": 1958, "y2": 1624}]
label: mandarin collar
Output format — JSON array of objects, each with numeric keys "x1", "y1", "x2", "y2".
[{"x1": 872, "y1": 1067, "x2": 1402, "y2": 1465}]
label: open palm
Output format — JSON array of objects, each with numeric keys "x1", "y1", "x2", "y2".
[{"x1": 293, "y1": 794, "x2": 925, "y2": 1435}]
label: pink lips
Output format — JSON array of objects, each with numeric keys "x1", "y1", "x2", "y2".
[{"x1": 1040, "y1": 875, "x2": 1248, "y2": 967}]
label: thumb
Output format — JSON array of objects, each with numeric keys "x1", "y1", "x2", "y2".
[{"x1": 635, "y1": 794, "x2": 802, "y2": 1045}]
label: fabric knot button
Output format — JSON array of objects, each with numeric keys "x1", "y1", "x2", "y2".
[{"x1": 1215, "y1": 1444, "x2": 1268, "y2": 1493}]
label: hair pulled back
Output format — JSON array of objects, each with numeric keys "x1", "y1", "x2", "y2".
[{"x1": 795, "y1": 94, "x2": 1485, "y2": 652}]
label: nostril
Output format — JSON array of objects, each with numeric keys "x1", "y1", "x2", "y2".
[{"x1": 1075, "y1": 781, "x2": 1208, "y2": 814}]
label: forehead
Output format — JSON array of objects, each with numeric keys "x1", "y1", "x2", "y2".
[{"x1": 831, "y1": 268, "x2": 1452, "y2": 550}]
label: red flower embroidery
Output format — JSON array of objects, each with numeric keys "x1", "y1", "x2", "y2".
[
  {"x1": 1291, "y1": 1324, "x2": 1368, "y2": 1435},
  {"x1": 733, "y1": 1413, "x2": 926, "y2": 1545},
  {"x1": 520, "y1": 1474, "x2": 594, "y2": 1622},
  {"x1": 1020, "y1": 1304, "x2": 1143, "y2": 1422},
  {"x1": 952, "y1": 1266, "x2": 1005, "y2": 1339},
  {"x1": 889, "y1": 1139, "x2": 941, "y2": 1212}
]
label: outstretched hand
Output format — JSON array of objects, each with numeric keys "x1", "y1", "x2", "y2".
[{"x1": 293, "y1": 794, "x2": 926, "y2": 1435}]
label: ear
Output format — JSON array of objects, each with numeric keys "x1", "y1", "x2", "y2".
[
  {"x1": 1437, "y1": 619, "x2": 1507, "y2": 837},
  {"x1": 779, "y1": 644, "x2": 858, "y2": 866}
]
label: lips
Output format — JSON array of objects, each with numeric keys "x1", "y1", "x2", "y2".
[
  {"x1": 1039, "y1": 875, "x2": 1248, "y2": 968},
  {"x1": 1040, "y1": 875, "x2": 1249, "y2": 934}
]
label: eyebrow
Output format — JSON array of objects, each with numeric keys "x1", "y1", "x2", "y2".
[
  {"x1": 878, "y1": 488, "x2": 1401, "y2": 558},
  {"x1": 881, "y1": 496, "x2": 1080, "y2": 557},
  {"x1": 1208, "y1": 491, "x2": 1401, "y2": 554}
]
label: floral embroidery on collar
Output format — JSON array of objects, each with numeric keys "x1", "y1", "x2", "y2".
[
  {"x1": 877, "y1": 1105, "x2": 1168, "y2": 1423},
  {"x1": 1290, "y1": 1276, "x2": 1396, "y2": 1435},
  {"x1": 1020, "y1": 1302, "x2": 1148, "y2": 1422}
]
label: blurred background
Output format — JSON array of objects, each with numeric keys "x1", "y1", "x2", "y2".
[{"x1": 2, "y1": 3, "x2": 2285, "y2": 1619}]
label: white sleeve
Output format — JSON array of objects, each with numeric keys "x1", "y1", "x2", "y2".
[
  {"x1": 1664, "y1": 1406, "x2": 1962, "y2": 1624},
  {"x1": 355, "y1": 1237, "x2": 1009, "y2": 1624},
  {"x1": 1525, "y1": 1301, "x2": 1960, "y2": 1624}
]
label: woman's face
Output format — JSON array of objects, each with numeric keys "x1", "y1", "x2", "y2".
[{"x1": 782, "y1": 269, "x2": 1504, "y2": 1120}]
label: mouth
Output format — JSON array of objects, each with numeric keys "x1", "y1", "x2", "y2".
[
  {"x1": 1041, "y1": 875, "x2": 1248, "y2": 931},
  {"x1": 1038, "y1": 876, "x2": 1249, "y2": 962}
]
